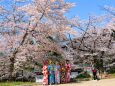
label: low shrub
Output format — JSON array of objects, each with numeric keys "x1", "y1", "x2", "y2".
[
  {"x1": 108, "y1": 68, "x2": 115, "y2": 74},
  {"x1": 76, "y1": 71, "x2": 91, "y2": 79}
]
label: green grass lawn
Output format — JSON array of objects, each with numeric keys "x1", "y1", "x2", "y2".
[
  {"x1": 109, "y1": 73, "x2": 115, "y2": 78},
  {"x1": 0, "y1": 82, "x2": 35, "y2": 86}
]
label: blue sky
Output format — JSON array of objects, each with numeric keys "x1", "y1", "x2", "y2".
[
  {"x1": 0, "y1": 0, "x2": 114, "y2": 20},
  {"x1": 65, "y1": 0, "x2": 115, "y2": 19}
]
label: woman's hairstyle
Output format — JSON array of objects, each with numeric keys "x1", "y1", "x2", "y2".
[
  {"x1": 43, "y1": 60, "x2": 48, "y2": 65},
  {"x1": 66, "y1": 59, "x2": 69, "y2": 62}
]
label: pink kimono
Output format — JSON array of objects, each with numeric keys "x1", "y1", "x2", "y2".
[
  {"x1": 65, "y1": 63, "x2": 71, "y2": 83},
  {"x1": 42, "y1": 65, "x2": 48, "y2": 85}
]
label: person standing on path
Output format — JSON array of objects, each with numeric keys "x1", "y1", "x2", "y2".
[
  {"x1": 54, "y1": 61, "x2": 60, "y2": 84},
  {"x1": 42, "y1": 60, "x2": 48, "y2": 86},
  {"x1": 92, "y1": 68, "x2": 99, "y2": 80},
  {"x1": 48, "y1": 60, "x2": 55, "y2": 85},
  {"x1": 65, "y1": 60, "x2": 71, "y2": 83},
  {"x1": 60, "y1": 62, "x2": 66, "y2": 84}
]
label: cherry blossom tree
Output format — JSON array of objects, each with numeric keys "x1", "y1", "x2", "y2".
[
  {"x1": 0, "y1": 0, "x2": 77, "y2": 80},
  {"x1": 66, "y1": 14, "x2": 115, "y2": 74}
]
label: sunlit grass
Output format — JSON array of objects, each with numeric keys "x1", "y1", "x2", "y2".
[
  {"x1": 109, "y1": 73, "x2": 115, "y2": 78},
  {"x1": 0, "y1": 82, "x2": 35, "y2": 86}
]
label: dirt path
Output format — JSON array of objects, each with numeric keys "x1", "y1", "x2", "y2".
[
  {"x1": 34, "y1": 78, "x2": 115, "y2": 86},
  {"x1": 58, "y1": 78, "x2": 115, "y2": 86}
]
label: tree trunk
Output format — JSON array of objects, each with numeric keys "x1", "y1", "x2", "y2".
[{"x1": 8, "y1": 32, "x2": 28, "y2": 81}]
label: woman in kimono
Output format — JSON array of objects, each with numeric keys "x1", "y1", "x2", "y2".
[
  {"x1": 60, "y1": 62, "x2": 66, "y2": 84},
  {"x1": 42, "y1": 60, "x2": 48, "y2": 85},
  {"x1": 54, "y1": 61, "x2": 60, "y2": 84},
  {"x1": 48, "y1": 60, "x2": 55, "y2": 85},
  {"x1": 65, "y1": 60, "x2": 71, "y2": 83}
]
